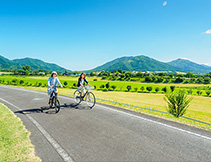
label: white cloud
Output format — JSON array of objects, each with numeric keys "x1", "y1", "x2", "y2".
[
  {"x1": 205, "y1": 29, "x2": 211, "y2": 34},
  {"x1": 163, "y1": 1, "x2": 167, "y2": 6}
]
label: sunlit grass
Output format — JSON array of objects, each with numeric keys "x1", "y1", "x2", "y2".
[{"x1": 0, "y1": 103, "x2": 41, "y2": 162}]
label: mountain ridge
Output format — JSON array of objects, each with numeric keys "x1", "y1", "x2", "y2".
[{"x1": 0, "y1": 55, "x2": 71, "y2": 72}]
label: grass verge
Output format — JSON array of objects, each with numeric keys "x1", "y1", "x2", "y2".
[{"x1": 0, "y1": 103, "x2": 41, "y2": 162}]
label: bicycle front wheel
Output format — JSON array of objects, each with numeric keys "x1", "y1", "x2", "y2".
[
  {"x1": 85, "y1": 92, "x2": 96, "y2": 109},
  {"x1": 74, "y1": 90, "x2": 82, "y2": 104},
  {"x1": 54, "y1": 98, "x2": 60, "y2": 113}
]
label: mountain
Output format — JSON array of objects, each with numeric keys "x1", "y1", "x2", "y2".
[
  {"x1": 13, "y1": 57, "x2": 71, "y2": 72},
  {"x1": 0, "y1": 55, "x2": 71, "y2": 72},
  {"x1": 90, "y1": 55, "x2": 183, "y2": 73},
  {"x1": 0, "y1": 55, "x2": 22, "y2": 70},
  {"x1": 168, "y1": 58, "x2": 211, "y2": 74}
]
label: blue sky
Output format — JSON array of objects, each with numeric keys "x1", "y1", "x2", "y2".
[{"x1": 0, "y1": 0, "x2": 211, "y2": 70}]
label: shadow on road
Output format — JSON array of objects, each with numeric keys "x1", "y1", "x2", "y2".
[{"x1": 14, "y1": 102, "x2": 91, "y2": 115}]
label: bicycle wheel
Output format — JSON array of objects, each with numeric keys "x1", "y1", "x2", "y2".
[
  {"x1": 85, "y1": 92, "x2": 96, "y2": 108},
  {"x1": 74, "y1": 90, "x2": 82, "y2": 104},
  {"x1": 54, "y1": 98, "x2": 60, "y2": 113}
]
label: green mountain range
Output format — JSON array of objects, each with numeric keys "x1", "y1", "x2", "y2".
[
  {"x1": 0, "y1": 55, "x2": 71, "y2": 72},
  {"x1": 167, "y1": 58, "x2": 211, "y2": 74},
  {"x1": 90, "y1": 55, "x2": 183, "y2": 73},
  {"x1": 1, "y1": 55, "x2": 211, "y2": 74}
]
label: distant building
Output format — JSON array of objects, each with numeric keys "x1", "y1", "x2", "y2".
[{"x1": 38, "y1": 72, "x2": 45, "y2": 75}]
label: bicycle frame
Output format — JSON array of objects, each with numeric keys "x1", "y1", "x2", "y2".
[{"x1": 77, "y1": 89, "x2": 89, "y2": 98}]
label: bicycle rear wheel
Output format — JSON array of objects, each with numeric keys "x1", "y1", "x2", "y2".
[
  {"x1": 54, "y1": 97, "x2": 60, "y2": 113},
  {"x1": 85, "y1": 92, "x2": 96, "y2": 109},
  {"x1": 74, "y1": 90, "x2": 82, "y2": 104}
]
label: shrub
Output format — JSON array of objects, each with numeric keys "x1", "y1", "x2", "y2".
[
  {"x1": 206, "y1": 91, "x2": 211, "y2": 96},
  {"x1": 108, "y1": 88, "x2": 113, "y2": 91},
  {"x1": 155, "y1": 87, "x2": 160, "y2": 93},
  {"x1": 140, "y1": 86, "x2": 145, "y2": 91},
  {"x1": 12, "y1": 79, "x2": 18, "y2": 83},
  {"x1": 100, "y1": 85, "x2": 105, "y2": 89},
  {"x1": 187, "y1": 89, "x2": 193, "y2": 95},
  {"x1": 101, "y1": 76, "x2": 107, "y2": 80},
  {"x1": 170, "y1": 86, "x2": 175, "y2": 92},
  {"x1": 162, "y1": 87, "x2": 167, "y2": 93},
  {"x1": 164, "y1": 90, "x2": 192, "y2": 118},
  {"x1": 134, "y1": 87, "x2": 138, "y2": 92},
  {"x1": 73, "y1": 83, "x2": 76, "y2": 87},
  {"x1": 19, "y1": 80, "x2": 24, "y2": 85},
  {"x1": 197, "y1": 90, "x2": 202, "y2": 95},
  {"x1": 102, "y1": 88, "x2": 108, "y2": 92},
  {"x1": 127, "y1": 85, "x2": 132, "y2": 91},
  {"x1": 93, "y1": 79, "x2": 97, "y2": 81},
  {"x1": 111, "y1": 85, "x2": 117, "y2": 90},
  {"x1": 146, "y1": 87, "x2": 153, "y2": 92},
  {"x1": 64, "y1": 81, "x2": 68, "y2": 86},
  {"x1": 106, "y1": 82, "x2": 110, "y2": 89},
  {"x1": 37, "y1": 82, "x2": 42, "y2": 87}
]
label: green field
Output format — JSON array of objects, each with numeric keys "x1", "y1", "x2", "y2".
[
  {"x1": 0, "y1": 75, "x2": 211, "y2": 130},
  {"x1": 0, "y1": 75, "x2": 211, "y2": 96},
  {"x1": 0, "y1": 103, "x2": 41, "y2": 162}
]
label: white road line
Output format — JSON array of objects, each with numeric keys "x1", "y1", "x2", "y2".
[
  {"x1": 0, "y1": 97, "x2": 74, "y2": 162},
  {"x1": 1, "y1": 85, "x2": 211, "y2": 141}
]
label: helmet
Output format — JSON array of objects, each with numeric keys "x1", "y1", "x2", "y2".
[{"x1": 51, "y1": 71, "x2": 57, "y2": 76}]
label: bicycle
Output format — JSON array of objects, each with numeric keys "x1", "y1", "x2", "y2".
[
  {"x1": 73, "y1": 86, "x2": 96, "y2": 108},
  {"x1": 48, "y1": 86, "x2": 60, "y2": 113}
]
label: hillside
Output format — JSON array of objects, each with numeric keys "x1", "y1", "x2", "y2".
[
  {"x1": 0, "y1": 55, "x2": 71, "y2": 72},
  {"x1": 168, "y1": 59, "x2": 211, "y2": 74},
  {"x1": 13, "y1": 57, "x2": 70, "y2": 72},
  {"x1": 0, "y1": 55, "x2": 22, "y2": 70},
  {"x1": 90, "y1": 55, "x2": 182, "y2": 73}
]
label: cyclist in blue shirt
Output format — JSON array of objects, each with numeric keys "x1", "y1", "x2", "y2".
[{"x1": 48, "y1": 71, "x2": 63, "y2": 103}]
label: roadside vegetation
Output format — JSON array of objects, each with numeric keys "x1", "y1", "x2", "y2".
[{"x1": 0, "y1": 103, "x2": 41, "y2": 162}]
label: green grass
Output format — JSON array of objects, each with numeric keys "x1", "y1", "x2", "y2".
[{"x1": 0, "y1": 103, "x2": 41, "y2": 162}]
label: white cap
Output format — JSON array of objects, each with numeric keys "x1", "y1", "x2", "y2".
[{"x1": 51, "y1": 71, "x2": 57, "y2": 75}]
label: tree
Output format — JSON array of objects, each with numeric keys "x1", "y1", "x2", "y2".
[
  {"x1": 187, "y1": 89, "x2": 193, "y2": 95},
  {"x1": 100, "y1": 85, "x2": 105, "y2": 89},
  {"x1": 197, "y1": 91, "x2": 202, "y2": 95},
  {"x1": 155, "y1": 87, "x2": 160, "y2": 93},
  {"x1": 64, "y1": 81, "x2": 68, "y2": 86},
  {"x1": 164, "y1": 90, "x2": 192, "y2": 118},
  {"x1": 186, "y1": 72, "x2": 194, "y2": 78},
  {"x1": 106, "y1": 82, "x2": 110, "y2": 89},
  {"x1": 19, "y1": 80, "x2": 24, "y2": 85},
  {"x1": 127, "y1": 85, "x2": 132, "y2": 91},
  {"x1": 162, "y1": 87, "x2": 167, "y2": 93},
  {"x1": 140, "y1": 86, "x2": 145, "y2": 91},
  {"x1": 111, "y1": 85, "x2": 117, "y2": 90},
  {"x1": 22, "y1": 65, "x2": 31, "y2": 71},
  {"x1": 146, "y1": 87, "x2": 153, "y2": 92},
  {"x1": 170, "y1": 86, "x2": 175, "y2": 92},
  {"x1": 206, "y1": 91, "x2": 211, "y2": 96}
]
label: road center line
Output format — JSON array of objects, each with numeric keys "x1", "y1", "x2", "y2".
[{"x1": 0, "y1": 97, "x2": 75, "y2": 162}]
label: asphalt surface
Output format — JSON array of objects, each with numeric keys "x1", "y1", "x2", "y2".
[{"x1": 0, "y1": 85, "x2": 211, "y2": 162}]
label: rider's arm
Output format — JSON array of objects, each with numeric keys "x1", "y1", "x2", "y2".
[
  {"x1": 56, "y1": 78, "x2": 63, "y2": 87},
  {"x1": 84, "y1": 78, "x2": 91, "y2": 86},
  {"x1": 47, "y1": 78, "x2": 51, "y2": 87}
]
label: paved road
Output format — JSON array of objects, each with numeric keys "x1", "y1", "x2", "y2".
[{"x1": 0, "y1": 85, "x2": 211, "y2": 162}]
